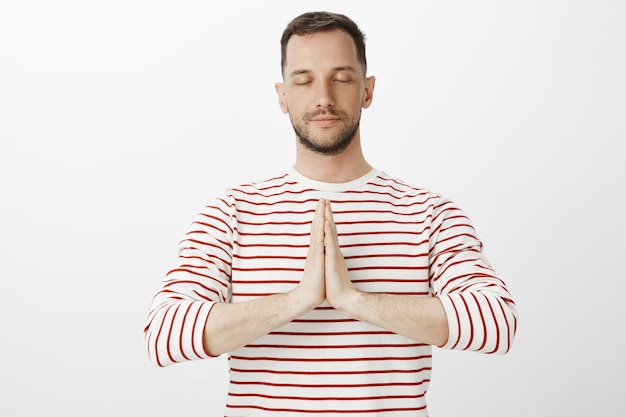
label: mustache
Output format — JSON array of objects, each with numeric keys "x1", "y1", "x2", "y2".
[{"x1": 303, "y1": 109, "x2": 346, "y2": 121}]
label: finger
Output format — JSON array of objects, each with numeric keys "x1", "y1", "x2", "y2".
[
  {"x1": 324, "y1": 201, "x2": 340, "y2": 253},
  {"x1": 310, "y1": 199, "x2": 326, "y2": 253}
]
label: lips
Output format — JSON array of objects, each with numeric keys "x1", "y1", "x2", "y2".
[
  {"x1": 306, "y1": 111, "x2": 343, "y2": 127},
  {"x1": 310, "y1": 117, "x2": 340, "y2": 127},
  {"x1": 311, "y1": 117, "x2": 339, "y2": 122}
]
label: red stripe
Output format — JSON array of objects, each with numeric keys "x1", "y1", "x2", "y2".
[
  {"x1": 230, "y1": 354, "x2": 431, "y2": 362},
  {"x1": 234, "y1": 241, "x2": 308, "y2": 248},
  {"x1": 269, "y1": 330, "x2": 394, "y2": 336},
  {"x1": 470, "y1": 292, "x2": 488, "y2": 351},
  {"x1": 165, "y1": 304, "x2": 181, "y2": 364},
  {"x1": 433, "y1": 232, "x2": 481, "y2": 248},
  {"x1": 349, "y1": 265, "x2": 428, "y2": 272},
  {"x1": 191, "y1": 289, "x2": 217, "y2": 302},
  {"x1": 153, "y1": 307, "x2": 167, "y2": 367},
  {"x1": 432, "y1": 260, "x2": 483, "y2": 285},
  {"x1": 230, "y1": 366, "x2": 431, "y2": 375},
  {"x1": 292, "y1": 318, "x2": 356, "y2": 323},
  {"x1": 351, "y1": 278, "x2": 428, "y2": 283},
  {"x1": 240, "y1": 185, "x2": 310, "y2": 196},
  {"x1": 235, "y1": 230, "x2": 310, "y2": 237},
  {"x1": 245, "y1": 343, "x2": 427, "y2": 349},
  {"x1": 191, "y1": 221, "x2": 228, "y2": 235},
  {"x1": 232, "y1": 279, "x2": 299, "y2": 284},
  {"x1": 232, "y1": 267, "x2": 303, "y2": 272},
  {"x1": 190, "y1": 302, "x2": 205, "y2": 359},
  {"x1": 228, "y1": 391, "x2": 425, "y2": 401},
  {"x1": 238, "y1": 172, "x2": 290, "y2": 189},
  {"x1": 226, "y1": 404, "x2": 427, "y2": 414},
  {"x1": 233, "y1": 254, "x2": 306, "y2": 260},
  {"x1": 162, "y1": 279, "x2": 223, "y2": 298},
  {"x1": 235, "y1": 197, "x2": 321, "y2": 207},
  {"x1": 153, "y1": 304, "x2": 172, "y2": 367},
  {"x1": 345, "y1": 252, "x2": 428, "y2": 260},
  {"x1": 460, "y1": 295, "x2": 475, "y2": 350},
  {"x1": 490, "y1": 297, "x2": 512, "y2": 354},
  {"x1": 177, "y1": 263, "x2": 230, "y2": 276},
  {"x1": 196, "y1": 210, "x2": 233, "y2": 234},
  {"x1": 429, "y1": 242, "x2": 464, "y2": 263},
  {"x1": 484, "y1": 294, "x2": 501, "y2": 354},
  {"x1": 236, "y1": 219, "x2": 312, "y2": 226},
  {"x1": 178, "y1": 304, "x2": 192, "y2": 361},
  {"x1": 229, "y1": 379, "x2": 430, "y2": 389},
  {"x1": 342, "y1": 240, "x2": 429, "y2": 249},
  {"x1": 333, "y1": 191, "x2": 433, "y2": 204},
  {"x1": 180, "y1": 239, "x2": 232, "y2": 258},
  {"x1": 449, "y1": 296, "x2": 463, "y2": 350},
  {"x1": 237, "y1": 202, "x2": 319, "y2": 211}
]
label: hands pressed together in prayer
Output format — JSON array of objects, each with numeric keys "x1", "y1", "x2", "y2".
[
  {"x1": 294, "y1": 199, "x2": 359, "y2": 311},
  {"x1": 204, "y1": 199, "x2": 449, "y2": 357}
]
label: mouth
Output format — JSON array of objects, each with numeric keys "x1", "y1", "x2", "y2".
[
  {"x1": 311, "y1": 116, "x2": 340, "y2": 122},
  {"x1": 310, "y1": 117, "x2": 340, "y2": 127},
  {"x1": 307, "y1": 111, "x2": 342, "y2": 127}
]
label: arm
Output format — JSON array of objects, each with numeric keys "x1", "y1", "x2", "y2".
[
  {"x1": 333, "y1": 292, "x2": 449, "y2": 347},
  {"x1": 144, "y1": 196, "x2": 236, "y2": 367},
  {"x1": 323, "y1": 198, "x2": 517, "y2": 353},
  {"x1": 427, "y1": 198, "x2": 518, "y2": 353},
  {"x1": 323, "y1": 200, "x2": 448, "y2": 346},
  {"x1": 203, "y1": 199, "x2": 327, "y2": 355},
  {"x1": 203, "y1": 288, "x2": 316, "y2": 356},
  {"x1": 145, "y1": 197, "x2": 328, "y2": 365}
]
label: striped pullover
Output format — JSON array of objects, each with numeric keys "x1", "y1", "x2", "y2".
[{"x1": 144, "y1": 168, "x2": 518, "y2": 417}]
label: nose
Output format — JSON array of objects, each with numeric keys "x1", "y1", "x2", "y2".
[{"x1": 315, "y1": 81, "x2": 335, "y2": 109}]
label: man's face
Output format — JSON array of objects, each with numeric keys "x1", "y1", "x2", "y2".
[{"x1": 276, "y1": 30, "x2": 375, "y2": 155}]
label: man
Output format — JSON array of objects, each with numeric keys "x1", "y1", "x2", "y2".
[{"x1": 145, "y1": 11, "x2": 517, "y2": 416}]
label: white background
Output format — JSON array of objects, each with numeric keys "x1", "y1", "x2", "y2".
[{"x1": 1, "y1": 1, "x2": 625, "y2": 416}]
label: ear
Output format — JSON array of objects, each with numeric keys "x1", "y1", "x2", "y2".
[
  {"x1": 361, "y1": 75, "x2": 376, "y2": 109},
  {"x1": 275, "y1": 82, "x2": 289, "y2": 114}
]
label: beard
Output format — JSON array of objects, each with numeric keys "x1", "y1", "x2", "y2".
[{"x1": 291, "y1": 109, "x2": 361, "y2": 155}]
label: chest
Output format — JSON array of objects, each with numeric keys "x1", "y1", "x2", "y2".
[{"x1": 230, "y1": 198, "x2": 433, "y2": 301}]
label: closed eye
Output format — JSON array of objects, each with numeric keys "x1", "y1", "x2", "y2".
[{"x1": 293, "y1": 77, "x2": 313, "y2": 86}]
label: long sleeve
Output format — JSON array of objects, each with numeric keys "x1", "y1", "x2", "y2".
[
  {"x1": 430, "y1": 198, "x2": 518, "y2": 354},
  {"x1": 144, "y1": 195, "x2": 235, "y2": 367}
]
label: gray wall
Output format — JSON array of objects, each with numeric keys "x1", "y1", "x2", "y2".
[{"x1": 2, "y1": 1, "x2": 624, "y2": 415}]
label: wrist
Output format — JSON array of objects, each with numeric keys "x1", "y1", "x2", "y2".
[
  {"x1": 330, "y1": 286, "x2": 362, "y2": 316},
  {"x1": 289, "y1": 284, "x2": 323, "y2": 313}
]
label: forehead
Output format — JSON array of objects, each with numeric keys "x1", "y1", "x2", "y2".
[{"x1": 284, "y1": 29, "x2": 359, "y2": 72}]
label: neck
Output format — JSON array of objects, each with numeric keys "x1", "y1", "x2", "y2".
[{"x1": 293, "y1": 135, "x2": 372, "y2": 183}]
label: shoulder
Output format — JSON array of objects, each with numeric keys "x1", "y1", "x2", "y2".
[
  {"x1": 227, "y1": 171, "x2": 294, "y2": 197},
  {"x1": 370, "y1": 170, "x2": 443, "y2": 205},
  {"x1": 211, "y1": 170, "x2": 314, "y2": 211}
]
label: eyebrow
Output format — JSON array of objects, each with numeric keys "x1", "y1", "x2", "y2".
[{"x1": 288, "y1": 65, "x2": 358, "y2": 78}]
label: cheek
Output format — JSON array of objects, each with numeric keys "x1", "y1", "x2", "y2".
[{"x1": 283, "y1": 94, "x2": 306, "y2": 116}]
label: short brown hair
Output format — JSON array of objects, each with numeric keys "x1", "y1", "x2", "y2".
[{"x1": 280, "y1": 11, "x2": 367, "y2": 76}]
